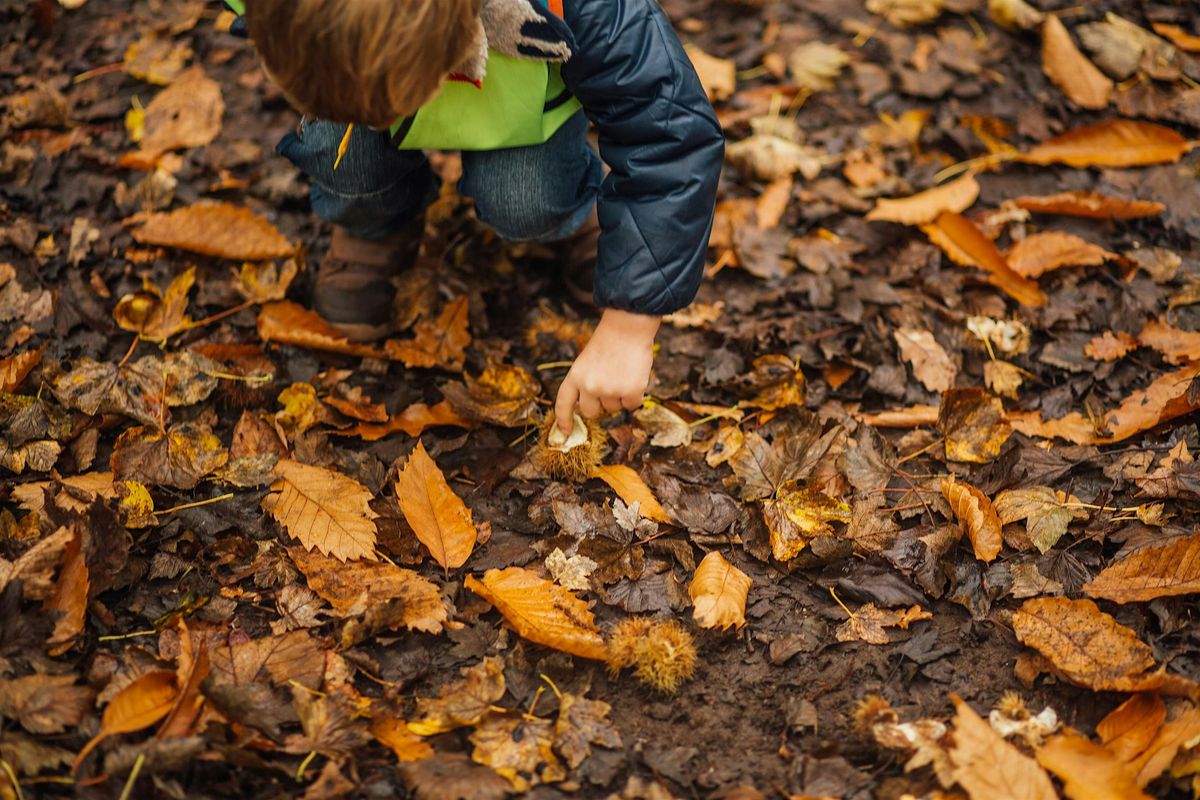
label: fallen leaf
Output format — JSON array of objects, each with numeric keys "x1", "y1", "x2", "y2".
[
  {"x1": 131, "y1": 202, "x2": 294, "y2": 261},
  {"x1": 73, "y1": 670, "x2": 176, "y2": 771},
  {"x1": 335, "y1": 400, "x2": 474, "y2": 441},
  {"x1": 44, "y1": 529, "x2": 88, "y2": 655},
  {"x1": 588, "y1": 465, "x2": 673, "y2": 524},
  {"x1": 920, "y1": 212, "x2": 1047, "y2": 306},
  {"x1": 470, "y1": 712, "x2": 563, "y2": 792},
  {"x1": 1128, "y1": 709, "x2": 1200, "y2": 788},
  {"x1": 441, "y1": 362, "x2": 541, "y2": 427},
  {"x1": 257, "y1": 301, "x2": 388, "y2": 359},
  {"x1": 465, "y1": 567, "x2": 608, "y2": 660},
  {"x1": 765, "y1": 485, "x2": 850, "y2": 561},
  {"x1": 0, "y1": 674, "x2": 93, "y2": 736},
  {"x1": 941, "y1": 476, "x2": 1001, "y2": 562},
  {"x1": 0, "y1": 346, "x2": 44, "y2": 393},
  {"x1": 895, "y1": 327, "x2": 956, "y2": 393},
  {"x1": 544, "y1": 547, "x2": 599, "y2": 591},
  {"x1": 1083, "y1": 532, "x2": 1200, "y2": 603},
  {"x1": 409, "y1": 657, "x2": 506, "y2": 736},
  {"x1": 384, "y1": 296, "x2": 471, "y2": 371},
  {"x1": 1151, "y1": 22, "x2": 1200, "y2": 52},
  {"x1": 110, "y1": 422, "x2": 229, "y2": 490},
  {"x1": 984, "y1": 360, "x2": 1027, "y2": 399},
  {"x1": 1096, "y1": 692, "x2": 1165, "y2": 762},
  {"x1": 989, "y1": 0, "x2": 1044, "y2": 30},
  {"x1": 208, "y1": 629, "x2": 325, "y2": 691},
  {"x1": 938, "y1": 388, "x2": 1012, "y2": 463},
  {"x1": 264, "y1": 459, "x2": 379, "y2": 562},
  {"x1": 689, "y1": 551, "x2": 751, "y2": 631},
  {"x1": 1011, "y1": 597, "x2": 1161, "y2": 691},
  {"x1": 788, "y1": 42, "x2": 848, "y2": 92},
  {"x1": 372, "y1": 716, "x2": 433, "y2": 762},
  {"x1": 948, "y1": 696, "x2": 1058, "y2": 800},
  {"x1": 235, "y1": 259, "x2": 299, "y2": 303},
  {"x1": 836, "y1": 603, "x2": 931, "y2": 644},
  {"x1": 634, "y1": 401, "x2": 693, "y2": 448},
  {"x1": 1041, "y1": 15, "x2": 1112, "y2": 109},
  {"x1": 726, "y1": 130, "x2": 829, "y2": 182},
  {"x1": 994, "y1": 487, "x2": 1086, "y2": 553},
  {"x1": 137, "y1": 67, "x2": 223, "y2": 154},
  {"x1": 1005, "y1": 231, "x2": 1115, "y2": 278},
  {"x1": 123, "y1": 32, "x2": 192, "y2": 85},
  {"x1": 1136, "y1": 319, "x2": 1200, "y2": 365},
  {"x1": 743, "y1": 354, "x2": 806, "y2": 410},
  {"x1": 1020, "y1": 119, "x2": 1195, "y2": 168},
  {"x1": 113, "y1": 266, "x2": 196, "y2": 341},
  {"x1": 754, "y1": 177, "x2": 792, "y2": 230},
  {"x1": 867, "y1": 173, "x2": 980, "y2": 225},
  {"x1": 1011, "y1": 191, "x2": 1164, "y2": 219},
  {"x1": 867, "y1": 0, "x2": 944, "y2": 28},
  {"x1": 554, "y1": 692, "x2": 622, "y2": 769},
  {"x1": 394, "y1": 441, "x2": 476, "y2": 571},
  {"x1": 1036, "y1": 733, "x2": 1149, "y2": 800},
  {"x1": 399, "y1": 752, "x2": 511, "y2": 800},
  {"x1": 1086, "y1": 331, "x2": 1138, "y2": 362},
  {"x1": 685, "y1": 44, "x2": 736, "y2": 102}
]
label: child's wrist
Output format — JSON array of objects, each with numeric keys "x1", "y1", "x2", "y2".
[{"x1": 597, "y1": 307, "x2": 661, "y2": 339}]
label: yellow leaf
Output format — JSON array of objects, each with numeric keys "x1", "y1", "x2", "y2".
[
  {"x1": 689, "y1": 551, "x2": 751, "y2": 631},
  {"x1": 394, "y1": 441, "x2": 476, "y2": 571},
  {"x1": 866, "y1": 172, "x2": 979, "y2": 225},
  {"x1": 940, "y1": 476, "x2": 1001, "y2": 562},
  {"x1": 588, "y1": 464, "x2": 673, "y2": 524},
  {"x1": 408, "y1": 656, "x2": 506, "y2": 736},
  {"x1": 263, "y1": 459, "x2": 378, "y2": 562},
  {"x1": 372, "y1": 717, "x2": 434, "y2": 762},
  {"x1": 465, "y1": 568, "x2": 608, "y2": 660},
  {"x1": 441, "y1": 362, "x2": 542, "y2": 427}
]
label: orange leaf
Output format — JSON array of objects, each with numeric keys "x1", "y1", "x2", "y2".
[
  {"x1": 394, "y1": 441, "x2": 476, "y2": 571},
  {"x1": 1083, "y1": 532, "x2": 1200, "y2": 603},
  {"x1": 0, "y1": 345, "x2": 44, "y2": 393},
  {"x1": 264, "y1": 459, "x2": 379, "y2": 562},
  {"x1": 334, "y1": 400, "x2": 475, "y2": 442},
  {"x1": 1128, "y1": 709, "x2": 1200, "y2": 788},
  {"x1": 1012, "y1": 191, "x2": 1164, "y2": 219},
  {"x1": 940, "y1": 476, "x2": 1001, "y2": 562},
  {"x1": 587, "y1": 464, "x2": 672, "y2": 524},
  {"x1": 689, "y1": 551, "x2": 751, "y2": 631},
  {"x1": 1085, "y1": 331, "x2": 1138, "y2": 362},
  {"x1": 465, "y1": 567, "x2": 608, "y2": 660},
  {"x1": 1008, "y1": 363, "x2": 1200, "y2": 444},
  {"x1": 858, "y1": 404, "x2": 940, "y2": 428},
  {"x1": 258, "y1": 301, "x2": 389, "y2": 359},
  {"x1": 1020, "y1": 120, "x2": 1195, "y2": 168},
  {"x1": 866, "y1": 172, "x2": 980, "y2": 225},
  {"x1": 1005, "y1": 231, "x2": 1115, "y2": 278},
  {"x1": 44, "y1": 529, "x2": 88, "y2": 656},
  {"x1": 130, "y1": 202, "x2": 294, "y2": 260},
  {"x1": 1136, "y1": 319, "x2": 1200, "y2": 365},
  {"x1": 1151, "y1": 22, "x2": 1200, "y2": 52},
  {"x1": 948, "y1": 695, "x2": 1058, "y2": 800},
  {"x1": 137, "y1": 67, "x2": 224, "y2": 154},
  {"x1": 921, "y1": 212, "x2": 1047, "y2": 306},
  {"x1": 372, "y1": 716, "x2": 434, "y2": 762},
  {"x1": 1035, "y1": 733, "x2": 1149, "y2": 800},
  {"x1": 1097, "y1": 693, "x2": 1165, "y2": 763},
  {"x1": 1041, "y1": 15, "x2": 1112, "y2": 110},
  {"x1": 73, "y1": 669, "x2": 178, "y2": 771},
  {"x1": 384, "y1": 296, "x2": 471, "y2": 371}
]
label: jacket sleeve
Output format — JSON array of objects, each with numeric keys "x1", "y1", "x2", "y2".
[{"x1": 559, "y1": 0, "x2": 725, "y2": 316}]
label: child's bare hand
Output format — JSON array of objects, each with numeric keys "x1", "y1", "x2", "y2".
[{"x1": 554, "y1": 309, "x2": 661, "y2": 434}]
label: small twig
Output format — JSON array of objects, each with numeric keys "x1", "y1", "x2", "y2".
[
  {"x1": 829, "y1": 587, "x2": 855, "y2": 618},
  {"x1": 0, "y1": 759, "x2": 25, "y2": 800},
  {"x1": 73, "y1": 62, "x2": 124, "y2": 83},
  {"x1": 898, "y1": 437, "x2": 944, "y2": 464},
  {"x1": 116, "y1": 336, "x2": 140, "y2": 369},
  {"x1": 98, "y1": 630, "x2": 157, "y2": 642},
  {"x1": 525, "y1": 686, "x2": 546, "y2": 720},
  {"x1": 117, "y1": 754, "x2": 144, "y2": 800},
  {"x1": 295, "y1": 751, "x2": 318, "y2": 782},
  {"x1": 536, "y1": 360, "x2": 574, "y2": 371},
  {"x1": 539, "y1": 673, "x2": 564, "y2": 700},
  {"x1": 155, "y1": 493, "x2": 234, "y2": 517},
  {"x1": 185, "y1": 300, "x2": 255, "y2": 331}
]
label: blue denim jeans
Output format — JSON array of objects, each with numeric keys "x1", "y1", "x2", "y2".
[{"x1": 276, "y1": 111, "x2": 603, "y2": 242}]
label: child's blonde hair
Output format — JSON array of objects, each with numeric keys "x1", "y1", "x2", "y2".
[{"x1": 244, "y1": 0, "x2": 482, "y2": 128}]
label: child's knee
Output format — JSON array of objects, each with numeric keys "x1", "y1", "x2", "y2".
[
  {"x1": 463, "y1": 164, "x2": 585, "y2": 242},
  {"x1": 277, "y1": 119, "x2": 409, "y2": 197}
]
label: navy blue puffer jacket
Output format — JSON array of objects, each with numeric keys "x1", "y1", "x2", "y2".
[{"x1": 223, "y1": 0, "x2": 725, "y2": 316}]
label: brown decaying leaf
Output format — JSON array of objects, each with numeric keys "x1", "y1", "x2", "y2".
[
  {"x1": 1036, "y1": 733, "x2": 1149, "y2": 800},
  {"x1": 465, "y1": 567, "x2": 608, "y2": 660},
  {"x1": 44, "y1": 529, "x2": 88, "y2": 656},
  {"x1": 257, "y1": 301, "x2": 388, "y2": 359},
  {"x1": 940, "y1": 477, "x2": 1001, "y2": 562},
  {"x1": 835, "y1": 603, "x2": 931, "y2": 645},
  {"x1": 948, "y1": 696, "x2": 1058, "y2": 800},
  {"x1": 894, "y1": 327, "x2": 955, "y2": 393},
  {"x1": 394, "y1": 441, "x2": 476, "y2": 571},
  {"x1": 73, "y1": 670, "x2": 178, "y2": 771},
  {"x1": 264, "y1": 459, "x2": 379, "y2": 562},
  {"x1": 588, "y1": 464, "x2": 673, "y2": 524},
  {"x1": 684, "y1": 44, "x2": 736, "y2": 102},
  {"x1": 1083, "y1": 532, "x2": 1200, "y2": 603},
  {"x1": 130, "y1": 202, "x2": 294, "y2": 261},
  {"x1": 1008, "y1": 363, "x2": 1200, "y2": 445},
  {"x1": 441, "y1": 362, "x2": 541, "y2": 427},
  {"x1": 0, "y1": 674, "x2": 93, "y2": 736},
  {"x1": 689, "y1": 551, "x2": 751, "y2": 631},
  {"x1": 1012, "y1": 191, "x2": 1165, "y2": 219},
  {"x1": 1011, "y1": 597, "x2": 1160, "y2": 691},
  {"x1": 0, "y1": 345, "x2": 44, "y2": 393},
  {"x1": 469, "y1": 712, "x2": 563, "y2": 792},
  {"x1": 0, "y1": 526, "x2": 74, "y2": 600},
  {"x1": 1136, "y1": 319, "x2": 1200, "y2": 365},
  {"x1": 1020, "y1": 119, "x2": 1195, "y2": 168},
  {"x1": 866, "y1": 172, "x2": 979, "y2": 225},
  {"x1": 921, "y1": 212, "x2": 1047, "y2": 307},
  {"x1": 113, "y1": 266, "x2": 196, "y2": 341},
  {"x1": 1005, "y1": 231, "x2": 1115, "y2": 278},
  {"x1": 408, "y1": 657, "x2": 506, "y2": 736},
  {"x1": 1096, "y1": 692, "x2": 1165, "y2": 763},
  {"x1": 110, "y1": 422, "x2": 229, "y2": 491},
  {"x1": 384, "y1": 296, "x2": 471, "y2": 371},
  {"x1": 334, "y1": 400, "x2": 474, "y2": 441},
  {"x1": 938, "y1": 388, "x2": 1012, "y2": 463},
  {"x1": 1086, "y1": 330, "x2": 1138, "y2": 362},
  {"x1": 208, "y1": 629, "x2": 325, "y2": 691},
  {"x1": 289, "y1": 545, "x2": 446, "y2": 632},
  {"x1": 1041, "y1": 15, "x2": 1112, "y2": 109}
]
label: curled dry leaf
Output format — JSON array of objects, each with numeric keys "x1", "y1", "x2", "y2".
[
  {"x1": 938, "y1": 388, "x2": 1012, "y2": 463},
  {"x1": 235, "y1": 259, "x2": 298, "y2": 303},
  {"x1": 920, "y1": 212, "x2": 1047, "y2": 307},
  {"x1": 689, "y1": 551, "x2": 751, "y2": 631},
  {"x1": 258, "y1": 301, "x2": 388, "y2": 359},
  {"x1": 130, "y1": 202, "x2": 294, "y2": 261},
  {"x1": 1036, "y1": 733, "x2": 1149, "y2": 800},
  {"x1": 949, "y1": 696, "x2": 1058, "y2": 800},
  {"x1": 394, "y1": 441, "x2": 476, "y2": 572},
  {"x1": 894, "y1": 327, "x2": 956, "y2": 394},
  {"x1": 72, "y1": 670, "x2": 177, "y2": 771},
  {"x1": 45, "y1": 529, "x2": 88, "y2": 655},
  {"x1": 940, "y1": 476, "x2": 1002, "y2": 562},
  {"x1": 113, "y1": 266, "x2": 195, "y2": 342},
  {"x1": 866, "y1": 172, "x2": 979, "y2": 225},
  {"x1": 263, "y1": 459, "x2": 379, "y2": 562},
  {"x1": 1020, "y1": 119, "x2": 1195, "y2": 168},
  {"x1": 1005, "y1": 231, "x2": 1116, "y2": 278},
  {"x1": 0, "y1": 345, "x2": 44, "y2": 393},
  {"x1": 588, "y1": 464, "x2": 673, "y2": 524},
  {"x1": 1083, "y1": 531, "x2": 1200, "y2": 603},
  {"x1": 466, "y1": 567, "x2": 608, "y2": 660},
  {"x1": 1041, "y1": 15, "x2": 1112, "y2": 109},
  {"x1": 1012, "y1": 191, "x2": 1164, "y2": 219}
]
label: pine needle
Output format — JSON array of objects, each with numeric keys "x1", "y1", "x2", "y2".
[{"x1": 333, "y1": 123, "x2": 354, "y2": 171}]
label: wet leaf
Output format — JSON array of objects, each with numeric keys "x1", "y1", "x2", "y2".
[
  {"x1": 264, "y1": 459, "x2": 379, "y2": 562},
  {"x1": 1020, "y1": 120, "x2": 1195, "y2": 168},
  {"x1": 394, "y1": 441, "x2": 476, "y2": 571},
  {"x1": 866, "y1": 173, "x2": 979, "y2": 225},
  {"x1": 131, "y1": 202, "x2": 294, "y2": 261},
  {"x1": 441, "y1": 362, "x2": 541, "y2": 427},
  {"x1": 941, "y1": 476, "x2": 1001, "y2": 562},
  {"x1": 948, "y1": 695, "x2": 1058, "y2": 800},
  {"x1": 408, "y1": 657, "x2": 506, "y2": 736},
  {"x1": 384, "y1": 296, "x2": 471, "y2": 371},
  {"x1": 73, "y1": 670, "x2": 176, "y2": 771},
  {"x1": 1083, "y1": 532, "x2": 1200, "y2": 603},
  {"x1": 994, "y1": 487, "x2": 1086, "y2": 553},
  {"x1": 895, "y1": 327, "x2": 955, "y2": 393},
  {"x1": 1005, "y1": 231, "x2": 1115, "y2": 278},
  {"x1": 1041, "y1": 15, "x2": 1112, "y2": 109},
  {"x1": 588, "y1": 465, "x2": 673, "y2": 524},
  {"x1": 466, "y1": 567, "x2": 607, "y2": 660},
  {"x1": 938, "y1": 388, "x2": 1012, "y2": 463},
  {"x1": 110, "y1": 422, "x2": 228, "y2": 490},
  {"x1": 835, "y1": 603, "x2": 931, "y2": 645},
  {"x1": 689, "y1": 551, "x2": 751, "y2": 631},
  {"x1": 1011, "y1": 191, "x2": 1164, "y2": 219},
  {"x1": 920, "y1": 212, "x2": 1047, "y2": 306}
]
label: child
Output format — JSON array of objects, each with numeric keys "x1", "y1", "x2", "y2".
[{"x1": 223, "y1": 0, "x2": 724, "y2": 433}]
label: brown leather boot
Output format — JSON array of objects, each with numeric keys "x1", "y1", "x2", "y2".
[{"x1": 313, "y1": 220, "x2": 422, "y2": 341}]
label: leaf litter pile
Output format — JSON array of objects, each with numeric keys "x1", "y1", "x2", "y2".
[{"x1": 2, "y1": 0, "x2": 1200, "y2": 797}]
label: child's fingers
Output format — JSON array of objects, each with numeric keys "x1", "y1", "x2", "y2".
[
  {"x1": 577, "y1": 392, "x2": 603, "y2": 420},
  {"x1": 621, "y1": 393, "x2": 643, "y2": 411},
  {"x1": 555, "y1": 379, "x2": 579, "y2": 433},
  {"x1": 601, "y1": 396, "x2": 624, "y2": 413}
]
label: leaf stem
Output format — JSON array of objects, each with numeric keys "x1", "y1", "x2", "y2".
[
  {"x1": 0, "y1": 759, "x2": 24, "y2": 800},
  {"x1": 117, "y1": 754, "x2": 144, "y2": 800},
  {"x1": 155, "y1": 493, "x2": 235, "y2": 516},
  {"x1": 295, "y1": 751, "x2": 318, "y2": 781}
]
